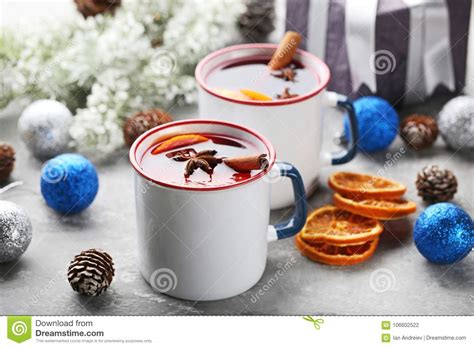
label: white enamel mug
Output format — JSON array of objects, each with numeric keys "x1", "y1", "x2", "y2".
[
  {"x1": 129, "y1": 120, "x2": 307, "y2": 301},
  {"x1": 196, "y1": 44, "x2": 359, "y2": 209}
]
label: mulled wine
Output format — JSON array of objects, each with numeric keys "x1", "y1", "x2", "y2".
[
  {"x1": 139, "y1": 133, "x2": 269, "y2": 188},
  {"x1": 206, "y1": 58, "x2": 318, "y2": 101}
]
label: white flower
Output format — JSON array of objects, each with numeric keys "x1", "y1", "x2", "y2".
[{"x1": 1, "y1": 0, "x2": 246, "y2": 159}]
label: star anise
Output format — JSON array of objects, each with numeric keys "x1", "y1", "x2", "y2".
[
  {"x1": 166, "y1": 148, "x2": 197, "y2": 161},
  {"x1": 190, "y1": 150, "x2": 222, "y2": 169},
  {"x1": 185, "y1": 158, "x2": 213, "y2": 179},
  {"x1": 272, "y1": 65, "x2": 297, "y2": 81},
  {"x1": 168, "y1": 148, "x2": 222, "y2": 179},
  {"x1": 277, "y1": 88, "x2": 299, "y2": 100}
]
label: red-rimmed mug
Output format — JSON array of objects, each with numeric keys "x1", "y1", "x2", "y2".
[
  {"x1": 129, "y1": 119, "x2": 307, "y2": 301},
  {"x1": 196, "y1": 44, "x2": 358, "y2": 209}
]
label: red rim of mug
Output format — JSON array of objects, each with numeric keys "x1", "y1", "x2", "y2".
[
  {"x1": 129, "y1": 119, "x2": 277, "y2": 192},
  {"x1": 195, "y1": 43, "x2": 331, "y2": 106}
]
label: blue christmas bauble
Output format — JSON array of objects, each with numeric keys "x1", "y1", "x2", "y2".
[
  {"x1": 414, "y1": 203, "x2": 472, "y2": 264},
  {"x1": 40, "y1": 154, "x2": 99, "y2": 214},
  {"x1": 344, "y1": 96, "x2": 399, "y2": 153}
]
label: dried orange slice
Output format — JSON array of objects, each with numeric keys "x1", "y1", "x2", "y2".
[
  {"x1": 301, "y1": 206, "x2": 383, "y2": 245},
  {"x1": 151, "y1": 134, "x2": 209, "y2": 155},
  {"x1": 240, "y1": 89, "x2": 272, "y2": 101},
  {"x1": 328, "y1": 172, "x2": 406, "y2": 199},
  {"x1": 295, "y1": 233, "x2": 379, "y2": 266},
  {"x1": 333, "y1": 193, "x2": 416, "y2": 220}
]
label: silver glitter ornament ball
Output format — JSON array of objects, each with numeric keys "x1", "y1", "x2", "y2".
[
  {"x1": 438, "y1": 96, "x2": 474, "y2": 151},
  {"x1": 18, "y1": 99, "x2": 73, "y2": 159},
  {"x1": 0, "y1": 200, "x2": 32, "y2": 263}
]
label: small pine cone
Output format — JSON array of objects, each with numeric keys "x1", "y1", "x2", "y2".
[
  {"x1": 416, "y1": 165, "x2": 457, "y2": 203},
  {"x1": 0, "y1": 142, "x2": 15, "y2": 182},
  {"x1": 123, "y1": 108, "x2": 173, "y2": 147},
  {"x1": 74, "y1": 0, "x2": 121, "y2": 18},
  {"x1": 68, "y1": 249, "x2": 115, "y2": 296},
  {"x1": 400, "y1": 114, "x2": 438, "y2": 150},
  {"x1": 238, "y1": 0, "x2": 276, "y2": 43}
]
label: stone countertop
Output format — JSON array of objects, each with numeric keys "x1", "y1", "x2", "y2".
[{"x1": 0, "y1": 100, "x2": 473, "y2": 316}]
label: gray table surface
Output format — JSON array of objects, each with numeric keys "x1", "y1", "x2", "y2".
[{"x1": 0, "y1": 99, "x2": 473, "y2": 316}]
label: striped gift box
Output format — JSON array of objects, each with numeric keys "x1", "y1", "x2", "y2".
[{"x1": 285, "y1": 0, "x2": 471, "y2": 105}]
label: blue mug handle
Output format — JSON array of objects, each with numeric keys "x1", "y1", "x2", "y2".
[
  {"x1": 267, "y1": 162, "x2": 307, "y2": 241},
  {"x1": 323, "y1": 92, "x2": 359, "y2": 165}
]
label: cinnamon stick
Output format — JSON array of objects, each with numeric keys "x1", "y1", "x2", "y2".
[
  {"x1": 224, "y1": 154, "x2": 269, "y2": 172},
  {"x1": 268, "y1": 31, "x2": 302, "y2": 70}
]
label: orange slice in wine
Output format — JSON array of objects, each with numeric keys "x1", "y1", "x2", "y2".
[
  {"x1": 295, "y1": 233, "x2": 379, "y2": 266},
  {"x1": 214, "y1": 88, "x2": 252, "y2": 101},
  {"x1": 328, "y1": 172, "x2": 406, "y2": 199},
  {"x1": 333, "y1": 193, "x2": 416, "y2": 220},
  {"x1": 151, "y1": 134, "x2": 209, "y2": 155},
  {"x1": 300, "y1": 206, "x2": 383, "y2": 245},
  {"x1": 240, "y1": 89, "x2": 272, "y2": 101}
]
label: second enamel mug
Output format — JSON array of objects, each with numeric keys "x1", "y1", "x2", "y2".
[{"x1": 196, "y1": 44, "x2": 359, "y2": 209}]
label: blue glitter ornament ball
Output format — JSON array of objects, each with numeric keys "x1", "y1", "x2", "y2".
[
  {"x1": 414, "y1": 203, "x2": 473, "y2": 264},
  {"x1": 344, "y1": 96, "x2": 399, "y2": 153},
  {"x1": 41, "y1": 154, "x2": 99, "y2": 214}
]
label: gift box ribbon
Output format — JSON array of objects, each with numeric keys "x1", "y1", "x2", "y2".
[{"x1": 403, "y1": 0, "x2": 456, "y2": 102}]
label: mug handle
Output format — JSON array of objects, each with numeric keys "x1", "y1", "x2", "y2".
[
  {"x1": 267, "y1": 162, "x2": 307, "y2": 242},
  {"x1": 321, "y1": 91, "x2": 359, "y2": 166}
]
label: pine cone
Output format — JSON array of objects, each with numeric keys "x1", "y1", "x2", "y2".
[
  {"x1": 68, "y1": 249, "x2": 115, "y2": 296},
  {"x1": 74, "y1": 0, "x2": 121, "y2": 18},
  {"x1": 238, "y1": 0, "x2": 275, "y2": 43},
  {"x1": 416, "y1": 165, "x2": 457, "y2": 203},
  {"x1": 123, "y1": 108, "x2": 173, "y2": 147},
  {"x1": 0, "y1": 142, "x2": 15, "y2": 182},
  {"x1": 400, "y1": 114, "x2": 438, "y2": 150}
]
